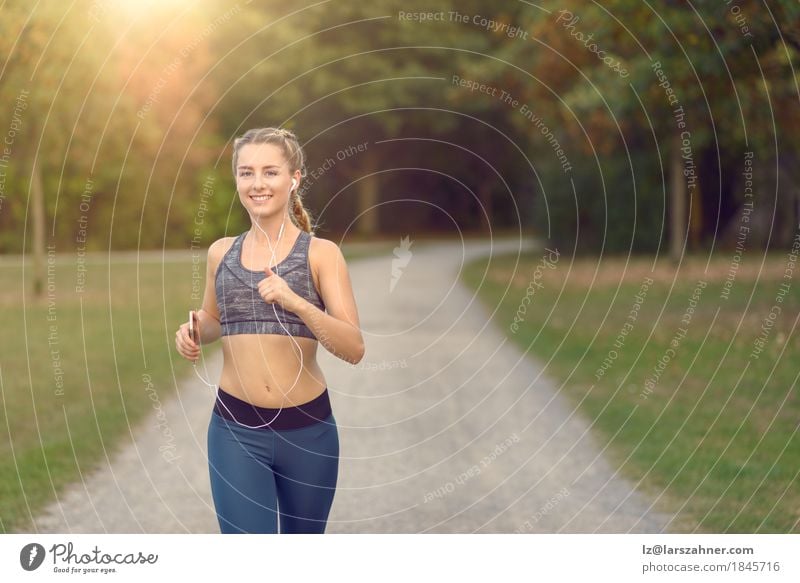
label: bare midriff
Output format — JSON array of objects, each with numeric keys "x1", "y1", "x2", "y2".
[{"x1": 218, "y1": 333, "x2": 327, "y2": 408}]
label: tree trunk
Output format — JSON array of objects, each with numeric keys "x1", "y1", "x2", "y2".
[
  {"x1": 670, "y1": 132, "x2": 687, "y2": 262},
  {"x1": 31, "y1": 153, "x2": 46, "y2": 299},
  {"x1": 689, "y1": 180, "x2": 703, "y2": 249},
  {"x1": 478, "y1": 181, "x2": 492, "y2": 233},
  {"x1": 778, "y1": 151, "x2": 799, "y2": 246}
]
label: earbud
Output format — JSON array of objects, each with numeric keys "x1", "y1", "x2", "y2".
[{"x1": 291, "y1": 178, "x2": 297, "y2": 191}]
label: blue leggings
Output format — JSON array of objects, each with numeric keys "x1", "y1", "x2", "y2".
[{"x1": 207, "y1": 407, "x2": 339, "y2": 534}]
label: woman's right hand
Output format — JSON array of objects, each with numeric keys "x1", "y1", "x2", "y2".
[{"x1": 175, "y1": 311, "x2": 200, "y2": 361}]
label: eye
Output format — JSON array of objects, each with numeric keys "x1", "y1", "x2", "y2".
[
  {"x1": 267, "y1": 171, "x2": 278, "y2": 177},
  {"x1": 239, "y1": 170, "x2": 252, "y2": 177}
]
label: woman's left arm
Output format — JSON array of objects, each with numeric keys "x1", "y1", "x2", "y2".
[{"x1": 291, "y1": 238, "x2": 365, "y2": 364}]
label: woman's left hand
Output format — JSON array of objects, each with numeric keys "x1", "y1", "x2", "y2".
[{"x1": 258, "y1": 266, "x2": 301, "y2": 312}]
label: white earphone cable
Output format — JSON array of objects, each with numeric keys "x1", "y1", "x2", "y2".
[{"x1": 192, "y1": 180, "x2": 303, "y2": 429}]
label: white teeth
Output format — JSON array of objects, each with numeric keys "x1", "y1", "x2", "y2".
[{"x1": 251, "y1": 195, "x2": 272, "y2": 201}]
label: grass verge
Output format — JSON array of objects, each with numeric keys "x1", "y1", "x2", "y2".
[{"x1": 462, "y1": 248, "x2": 799, "y2": 533}]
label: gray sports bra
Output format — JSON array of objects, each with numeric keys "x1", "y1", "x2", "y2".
[{"x1": 215, "y1": 229, "x2": 326, "y2": 339}]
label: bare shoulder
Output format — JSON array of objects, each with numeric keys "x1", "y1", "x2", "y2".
[
  {"x1": 208, "y1": 236, "x2": 237, "y2": 273},
  {"x1": 308, "y1": 235, "x2": 342, "y2": 269}
]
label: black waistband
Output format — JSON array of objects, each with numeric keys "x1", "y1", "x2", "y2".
[{"x1": 213, "y1": 386, "x2": 332, "y2": 430}]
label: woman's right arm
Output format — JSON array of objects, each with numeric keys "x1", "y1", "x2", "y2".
[
  {"x1": 196, "y1": 238, "x2": 229, "y2": 344},
  {"x1": 175, "y1": 238, "x2": 228, "y2": 359}
]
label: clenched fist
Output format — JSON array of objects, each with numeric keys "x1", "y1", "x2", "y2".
[
  {"x1": 258, "y1": 266, "x2": 302, "y2": 312},
  {"x1": 175, "y1": 310, "x2": 200, "y2": 361}
]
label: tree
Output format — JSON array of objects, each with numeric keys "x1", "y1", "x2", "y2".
[
  {"x1": 209, "y1": 0, "x2": 534, "y2": 236},
  {"x1": 500, "y1": 0, "x2": 800, "y2": 256},
  {"x1": 0, "y1": 0, "x2": 222, "y2": 295}
]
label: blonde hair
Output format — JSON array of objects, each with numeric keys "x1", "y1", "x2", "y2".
[{"x1": 232, "y1": 127, "x2": 315, "y2": 235}]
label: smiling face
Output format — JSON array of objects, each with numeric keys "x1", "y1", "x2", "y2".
[{"x1": 235, "y1": 142, "x2": 301, "y2": 217}]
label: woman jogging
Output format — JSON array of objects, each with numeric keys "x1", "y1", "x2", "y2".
[{"x1": 174, "y1": 127, "x2": 365, "y2": 534}]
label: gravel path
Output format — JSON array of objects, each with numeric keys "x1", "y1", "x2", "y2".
[{"x1": 27, "y1": 236, "x2": 680, "y2": 533}]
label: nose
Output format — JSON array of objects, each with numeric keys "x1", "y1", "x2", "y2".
[{"x1": 253, "y1": 172, "x2": 266, "y2": 191}]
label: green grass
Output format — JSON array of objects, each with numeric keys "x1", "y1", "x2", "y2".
[
  {"x1": 0, "y1": 244, "x2": 380, "y2": 533},
  {"x1": 0, "y1": 256, "x2": 203, "y2": 533},
  {"x1": 463, "y1": 249, "x2": 800, "y2": 533}
]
